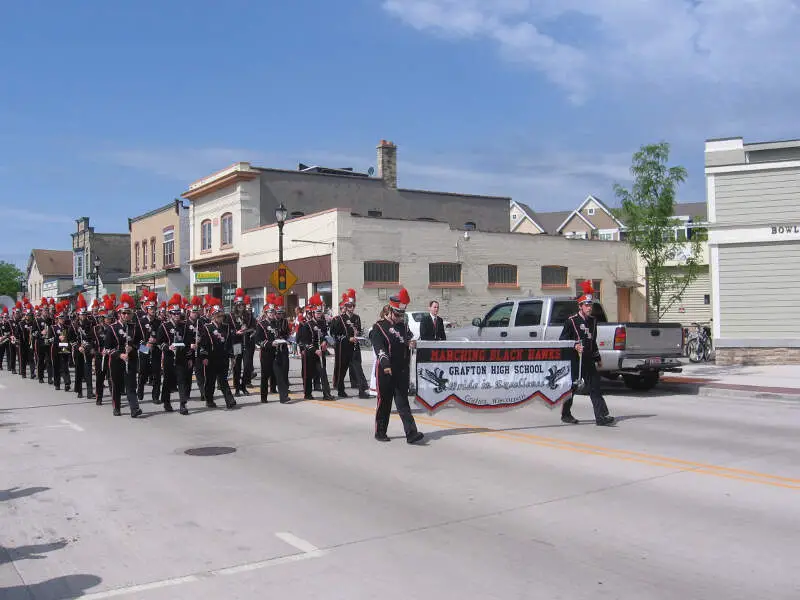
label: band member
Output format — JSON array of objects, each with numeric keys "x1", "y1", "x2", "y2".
[
  {"x1": 559, "y1": 281, "x2": 615, "y2": 427},
  {"x1": 228, "y1": 288, "x2": 254, "y2": 396},
  {"x1": 276, "y1": 299, "x2": 290, "y2": 384},
  {"x1": 19, "y1": 304, "x2": 36, "y2": 379},
  {"x1": 0, "y1": 307, "x2": 12, "y2": 371},
  {"x1": 198, "y1": 301, "x2": 237, "y2": 409},
  {"x1": 156, "y1": 294, "x2": 192, "y2": 415},
  {"x1": 254, "y1": 294, "x2": 291, "y2": 403},
  {"x1": 330, "y1": 291, "x2": 358, "y2": 398},
  {"x1": 135, "y1": 291, "x2": 158, "y2": 401},
  {"x1": 104, "y1": 294, "x2": 144, "y2": 418},
  {"x1": 419, "y1": 300, "x2": 447, "y2": 341},
  {"x1": 370, "y1": 288, "x2": 424, "y2": 444},
  {"x1": 52, "y1": 304, "x2": 72, "y2": 392},
  {"x1": 345, "y1": 291, "x2": 370, "y2": 397},
  {"x1": 35, "y1": 299, "x2": 55, "y2": 385},
  {"x1": 186, "y1": 296, "x2": 204, "y2": 400},
  {"x1": 297, "y1": 294, "x2": 334, "y2": 401},
  {"x1": 93, "y1": 298, "x2": 115, "y2": 406},
  {"x1": 72, "y1": 294, "x2": 94, "y2": 399}
]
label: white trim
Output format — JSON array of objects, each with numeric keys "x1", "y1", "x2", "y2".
[
  {"x1": 705, "y1": 159, "x2": 800, "y2": 174},
  {"x1": 705, "y1": 138, "x2": 743, "y2": 153},
  {"x1": 706, "y1": 174, "x2": 715, "y2": 223},
  {"x1": 710, "y1": 245, "x2": 720, "y2": 340},
  {"x1": 509, "y1": 200, "x2": 545, "y2": 233},
  {"x1": 556, "y1": 209, "x2": 596, "y2": 233}
]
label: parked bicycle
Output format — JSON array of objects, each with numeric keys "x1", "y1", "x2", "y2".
[{"x1": 685, "y1": 321, "x2": 713, "y2": 363}]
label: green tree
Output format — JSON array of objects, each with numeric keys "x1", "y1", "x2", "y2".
[
  {"x1": 0, "y1": 261, "x2": 24, "y2": 298},
  {"x1": 614, "y1": 142, "x2": 703, "y2": 321}
]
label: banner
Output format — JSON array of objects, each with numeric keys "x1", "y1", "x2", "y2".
[
  {"x1": 195, "y1": 271, "x2": 221, "y2": 284},
  {"x1": 414, "y1": 341, "x2": 575, "y2": 414}
]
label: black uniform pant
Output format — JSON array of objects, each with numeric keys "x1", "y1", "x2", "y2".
[
  {"x1": 244, "y1": 339, "x2": 255, "y2": 386},
  {"x1": 260, "y1": 347, "x2": 290, "y2": 402},
  {"x1": 94, "y1": 353, "x2": 107, "y2": 402},
  {"x1": 161, "y1": 353, "x2": 189, "y2": 407},
  {"x1": 0, "y1": 341, "x2": 8, "y2": 370},
  {"x1": 232, "y1": 347, "x2": 245, "y2": 392},
  {"x1": 23, "y1": 345, "x2": 36, "y2": 378},
  {"x1": 349, "y1": 346, "x2": 368, "y2": 391},
  {"x1": 561, "y1": 360, "x2": 609, "y2": 422},
  {"x1": 204, "y1": 354, "x2": 235, "y2": 407},
  {"x1": 333, "y1": 340, "x2": 354, "y2": 394},
  {"x1": 137, "y1": 350, "x2": 152, "y2": 400},
  {"x1": 74, "y1": 350, "x2": 93, "y2": 396},
  {"x1": 375, "y1": 368, "x2": 418, "y2": 439},
  {"x1": 301, "y1": 350, "x2": 331, "y2": 398},
  {"x1": 194, "y1": 357, "x2": 206, "y2": 401},
  {"x1": 109, "y1": 356, "x2": 141, "y2": 414},
  {"x1": 7, "y1": 342, "x2": 17, "y2": 373},
  {"x1": 37, "y1": 343, "x2": 53, "y2": 383},
  {"x1": 150, "y1": 348, "x2": 162, "y2": 403},
  {"x1": 52, "y1": 348, "x2": 71, "y2": 390}
]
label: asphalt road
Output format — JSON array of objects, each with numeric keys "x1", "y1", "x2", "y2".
[{"x1": 1, "y1": 362, "x2": 799, "y2": 600}]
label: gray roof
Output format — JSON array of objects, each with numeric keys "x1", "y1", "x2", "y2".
[
  {"x1": 92, "y1": 234, "x2": 132, "y2": 284},
  {"x1": 30, "y1": 249, "x2": 73, "y2": 278},
  {"x1": 673, "y1": 202, "x2": 707, "y2": 220},
  {"x1": 530, "y1": 210, "x2": 572, "y2": 235}
]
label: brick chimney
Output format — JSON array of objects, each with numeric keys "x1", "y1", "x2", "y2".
[{"x1": 377, "y1": 139, "x2": 397, "y2": 189}]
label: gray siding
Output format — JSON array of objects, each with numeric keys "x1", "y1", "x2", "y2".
[
  {"x1": 659, "y1": 266, "x2": 711, "y2": 326},
  {"x1": 715, "y1": 169, "x2": 800, "y2": 225},
  {"x1": 718, "y1": 242, "x2": 800, "y2": 338}
]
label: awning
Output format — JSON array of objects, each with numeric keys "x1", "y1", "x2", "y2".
[{"x1": 57, "y1": 285, "x2": 86, "y2": 298}]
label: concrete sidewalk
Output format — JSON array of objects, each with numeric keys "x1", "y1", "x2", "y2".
[{"x1": 660, "y1": 363, "x2": 800, "y2": 400}]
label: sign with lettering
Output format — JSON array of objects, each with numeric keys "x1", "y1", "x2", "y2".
[
  {"x1": 414, "y1": 341, "x2": 574, "y2": 414},
  {"x1": 770, "y1": 225, "x2": 800, "y2": 235},
  {"x1": 195, "y1": 271, "x2": 221, "y2": 284}
]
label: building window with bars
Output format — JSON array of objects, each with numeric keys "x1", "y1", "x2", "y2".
[
  {"x1": 163, "y1": 227, "x2": 175, "y2": 267},
  {"x1": 574, "y1": 279, "x2": 602, "y2": 303},
  {"x1": 488, "y1": 264, "x2": 518, "y2": 287},
  {"x1": 364, "y1": 261, "x2": 399, "y2": 285},
  {"x1": 541, "y1": 265, "x2": 568, "y2": 288},
  {"x1": 429, "y1": 262, "x2": 462, "y2": 286}
]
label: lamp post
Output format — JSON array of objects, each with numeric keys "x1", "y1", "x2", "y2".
[
  {"x1": 93, "y1": 256, "x2": 101, "y2": 302},
  {"x1": 17, "y1": 274, "x2": 26, "y2": 301},
  {"x1": 275, "y1": 203, "x2": 288, "y2": 264}
]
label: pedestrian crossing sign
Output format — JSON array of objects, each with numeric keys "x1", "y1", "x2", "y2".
[{"x1": 270, "y1": 263, "x2": 297, "y2": 295}]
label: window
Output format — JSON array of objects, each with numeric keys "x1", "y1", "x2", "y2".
[
  {"x1": 464, "y1": 221, "x2": 476, "y2": 231},
  {"x1": 75, "y1": 252, "x2": 84, "y2": 278},
  {"x1": 599, "y1": 232, "x2": 614, "y2": 241},
  {"x1": 703, "y1": 294, "x2": 710, "y2": 305},
  {"x1": 488, "y1": 264, "x2": 517, "y2": 287},
  {"x1": 484, "y1": 303, "x2": 513, "y2": 328},
  {"x1": 163, "y1": 227, "x2": 175, "y2": 267},
  {"x1": 221, "y1": 213, "x2": 233, "y2": 247},
  {"x1": 429, "y1": 262, "x2": 462, "y2": 286},
  {"x1": 541, "y1": 265, "x2": 568, "y2": 288},
  {"x1": 367, "y1": 210, "x2": 382, "y2": 217},
  {"x1": 587, "y1": 207, "x2": 595, "y2": 216},
  {"x1": 201, "y1": 220, "x2": 212, "y2": 251},
  {"x1": 134, "y1": 243, "x2": 140, "y2": 272},
  {"x1": 151, "y1": 237, "x2": 156, "y2": 268},
  {"x1": 364, "y1": 261, "x2": 399, "y2": 284},
  {"x1": 574, "y1": 279, "x2": 602, "y2": 304},
  {"x1": 549, "y1": 301, "x2": 577, "y2": 326},
  {"x1": 290, "y1": 211, "x2": 305, "y2": 219},
  {"x1": 142, "y1": 240, "x2": 148, "y2": 269},
  {"x1": 514, "y1": 301, "x2": 543, "y2": 326}
]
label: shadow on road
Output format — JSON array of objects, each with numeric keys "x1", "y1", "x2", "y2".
[
  {"x1": 0, "y1": 486, "x2": 50, "y2": 502},
  {"x1": 0, "y1": 540, "x2": 69, "y2": 565},
  {"x1": 0, "y1": 574, "x2": 102, "y2": 600}
]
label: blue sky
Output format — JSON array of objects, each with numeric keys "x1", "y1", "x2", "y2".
[{"x1": 2, "y1": 0, "x2": 799, "y2": 268}]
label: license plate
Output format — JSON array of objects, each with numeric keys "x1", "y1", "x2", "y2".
[{"x1": 646, "y1": 357, "x2": 662, "y2": 366}]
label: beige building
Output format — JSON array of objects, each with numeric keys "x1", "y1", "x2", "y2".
[
  {"x1": 26, "y1": 249, "x2": 73, "y2": 301},
  {"x1": 239, "y1": 208, "x2": 646, "y2": 326},
  {"x1": 706, "y1": 136, "x2": 800, "y2": 364},
  {"x1": 120, "y1": 200, "x2": 190, "y2": 301}
]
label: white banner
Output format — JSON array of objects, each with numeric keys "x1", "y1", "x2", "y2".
[{"x1": 414, "y1": 341, "x2": 575, "y2": 414}]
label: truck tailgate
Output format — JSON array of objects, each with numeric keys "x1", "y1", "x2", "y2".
[{"x1": 622, "y1": 323, "x2": 683, "y2": 357}]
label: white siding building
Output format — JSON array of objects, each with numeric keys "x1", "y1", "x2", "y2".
[{"x1": 706, "y1": 137, "x2": 800, "y2": 364}]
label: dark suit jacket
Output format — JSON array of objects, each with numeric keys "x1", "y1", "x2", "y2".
[{"x1": 419, "y1": 313, "x2": 446, "y2": 341}]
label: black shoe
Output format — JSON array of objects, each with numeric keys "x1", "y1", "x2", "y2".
[
  {"x1": 205, "y1": 400, "x2": 218, "y2": 408},
  {"x1": 596, "y1": 415, "x2": 616, "y2": 426},
  {"x1": 561, "y1": 415, "x2": 579, "y2": 425},
  {"x1": 164, "y1": 403, "x2": 174, "y2": 413},
  {"x1": 407, "y1": 432, "x2": 424, "y2": 444},
  {"x1": 113, "y1": 408, "x2": 121, "y2": 416},
  {"x1": 96, "y1": 399, "x2": 103, "y2": 406},
  {"x1": 241, "y1": 388, "x2": 250, "y2": 396},
  {"x1": 304, "y1": 395, "x2": 314, "y2": 400},
  {"x1": 77, "y1": 392, "x2": 83, "y2": 399},
  {"x1": 375, "y1": 433, "x2": 391, "y2": 442},
  {"x1": 260, "y1": 396, "x2": 269, "y2": 403},
  {"x1": 131, "y1": 408, "x2": 143, "y2": 418},
  {"x1": 279, "y1": 398, "x2": 289, "y2": 404},
  {"x1": 153, "y1": 398, "x2": 162, "y2": 405},
  {"x1": 87, "y1": 393, "x2": 95, "y2": 400},
  {"x1": 322, "y1": 395, "x2": 336, "y2": 401},
  {"x1": 179, "y1": 405, "x2": 189, "y2": 415},
  {"x1": 54, "y1": 386, "x2": 60, "y2": 391},
  {"x1": 337, "y1": 391, "x2": 348, "y2": 398},
  {"x1": 234, "y1": 390, "x2": 242, "y2": 397}
]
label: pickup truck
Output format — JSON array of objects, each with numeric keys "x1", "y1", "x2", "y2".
[{"x1": 447, "y1": 296, "x2": 683, "y2": 391}]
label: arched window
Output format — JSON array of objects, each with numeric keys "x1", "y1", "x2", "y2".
[
  {"x1": 221, "y1": 213, "x2": 233, "y2": 247},
  {"x1": 201, "y1": 219, "x2": 212, "y2": 251}
]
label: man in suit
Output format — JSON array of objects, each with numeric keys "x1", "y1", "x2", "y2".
[{"x1": 419, "y1": 301, "x2": 447, "y2": 341}]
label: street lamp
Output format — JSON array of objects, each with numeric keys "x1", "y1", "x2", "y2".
[
  {"x1": 17, "y1": 274, "x2": 26, "y2": 300},
  {"x1": 275, "y1": 203, "x2": 288, "y2": 264},
  {"x1": 93, "y1": 256, "x2": 101, "y2": 301}
]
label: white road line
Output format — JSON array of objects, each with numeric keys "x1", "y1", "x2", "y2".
[
  {"x1": 78, "y1": 533, "x2": 325, "y2": 599},
  {"x1": 275, "y1": 531, "x2": 321, "y2": 554},
  {"x1": 60, "y1": 418, "x2": 85, "y2": 432}
]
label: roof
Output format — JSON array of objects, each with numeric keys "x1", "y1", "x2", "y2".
[
  {"x1": 30, "y1": 249, "x2": 73, "y2": 278},
  {"x1": 531, "y1": 211, "x2": 572, "y2": 235},
  {"x1": 673, "y1": 202, "x2": 708, "y2": 220},
  {"x1": 92, "y1": 234, "x2": 132, "y2": 283},
  {"x1": 129, "y1": 200, "x2": 185, "y2": 225}
]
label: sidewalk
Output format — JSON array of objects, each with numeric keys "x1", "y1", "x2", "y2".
[{"x1": 660, "y1": 363, "x2": 800, "y2": 400}]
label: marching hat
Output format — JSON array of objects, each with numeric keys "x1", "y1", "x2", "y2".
[
  {"x1": 190, "y1": 296, "x2": 202, "y2": 312},
  {"x1": 577, "y1": 280, "x2": 595, "y2": 305},
  {"x1": 233, "y1": 288, "x2": 246, "y2": 304},
  {"x1": 339, "y1": 288, "x2": 356, "y2": 308},
  {"x1": 75, "y1": 293, "x2": 88, "y2": 315},
  {"x1": 167, "y1": 293, "x2": 183, "y2": 314},
  {"x1": 117, "y1": 293, "x2": 135, "y2": 313},
  {"x1": 389, "y1": 288, "x2": 410, "y2": 314}
]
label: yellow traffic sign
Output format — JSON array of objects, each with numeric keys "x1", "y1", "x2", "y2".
[{"x1": 270, "y1": 263, "x2": 298, "y2": 296}]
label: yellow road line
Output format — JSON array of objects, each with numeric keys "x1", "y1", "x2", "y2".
[{"x1": 312, "y1": 401, "x2": 800, "y2": 490}]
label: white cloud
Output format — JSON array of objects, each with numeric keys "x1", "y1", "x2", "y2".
[{"x1": 383, "y1": 0, "x2": 800, "y2": 103}]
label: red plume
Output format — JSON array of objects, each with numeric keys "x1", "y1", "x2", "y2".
[
  {"x1": 76, "y1": 293, "x2": 87, "y2": 310},
  {"x1": 397, "y1": 288, "x2": 410, "y2": 305},
  {"x1": 580, "y1": 280, "x2": 594, "y2": 295},
  {"x1": 275, "y1": 296, "x2": 284, "y2": 307}
]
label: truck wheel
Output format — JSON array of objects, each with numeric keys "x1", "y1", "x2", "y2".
[{"x1": 622, "y1": 372, "x2": 660, "y2": 391}]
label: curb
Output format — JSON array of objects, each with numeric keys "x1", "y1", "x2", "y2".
[{"x1": 658, "y1": 381, "x2": 800, "y2": 401}]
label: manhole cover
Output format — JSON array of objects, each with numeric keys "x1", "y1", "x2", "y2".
[{"x1": 184, "y1": 446, "x2": 237, "y2": 456}]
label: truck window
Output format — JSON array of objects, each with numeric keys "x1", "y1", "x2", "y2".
[
  {"x1": 592, "y1": 303, "x2": 608, "y2": 322},
  {"x1": 515, "y1": 301, "x2": 543, "y2": 326},
  {"x1": 484, "y1": 303, "x2": 513, "y2": 327},
  {"x1": 549, "y1": 301, "x2": 577, "y2": 326}
]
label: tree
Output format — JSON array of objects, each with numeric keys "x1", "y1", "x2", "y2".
[
  {"x1": 613, "y1": 142, "x2": 703, "y2": 321},
  {"x1": 0, "y1": 261, "x2": 24, "y2": 298}
]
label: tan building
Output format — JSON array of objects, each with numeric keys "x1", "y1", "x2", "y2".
[
  {"x1": 239, "y1": 208, "x2": 646, "y2": 326},
  {"x1": 26, "y1": 249, "x2": 73, "y2": 301},
  {"x1": 120, "y1": 200, "x2": 190, "y2": 301}
]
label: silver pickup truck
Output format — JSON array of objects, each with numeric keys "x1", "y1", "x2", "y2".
[{"x1": 447, "y1": 296, "x2": 683, "y2": 391}]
